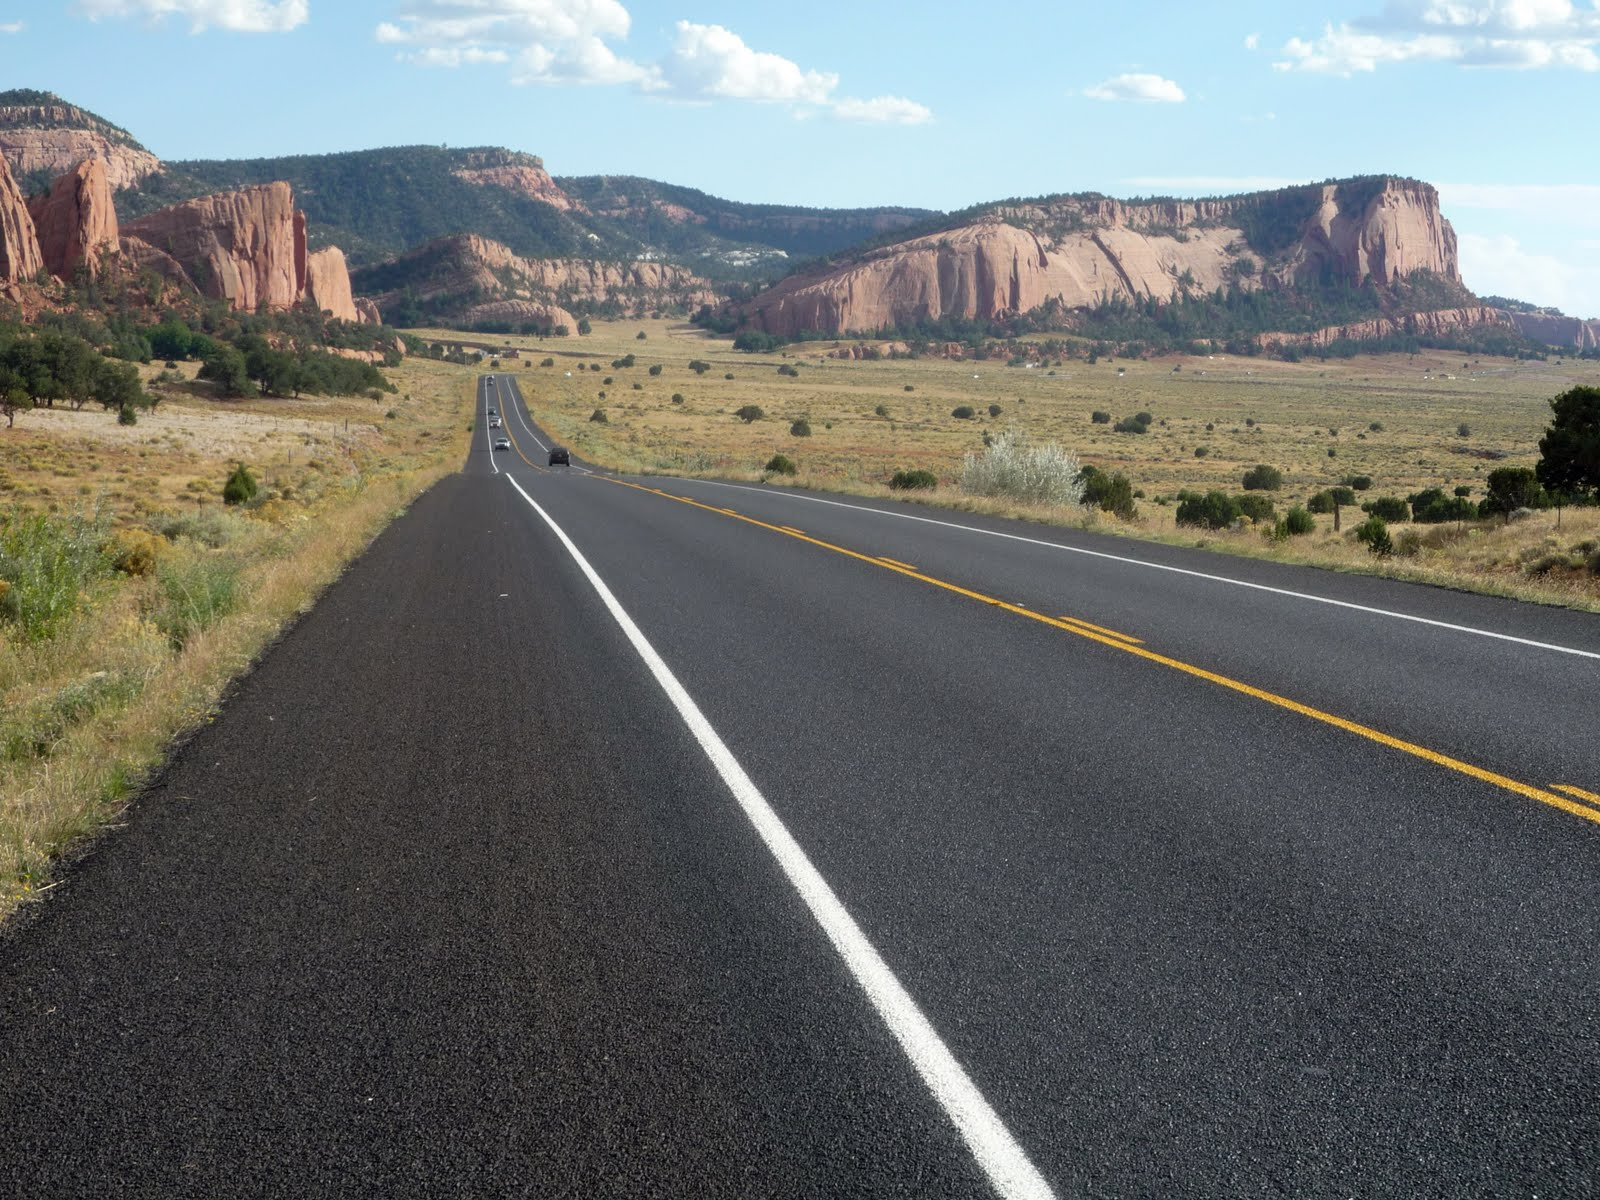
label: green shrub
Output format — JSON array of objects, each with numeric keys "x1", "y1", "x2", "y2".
[
  {"x1": 648, "y1": 364, "x2": 663, "y2": 376},
  {"x1": 1361, "y1": 495, "x2": 1410, "y2": 522},
  {"x1": 952, "y1": 405, "x2": 976, "y2": 419},
  {"x1": 1134, "y1": 411, "x2": 1154, "y2": 425},
  {"x1": 1080, "y1": 469, "x2": 1136, "y2": 518},
  {"x1": 903, "y1": 385, "x2": 914, "y2": 392},
  {"x1": 1306, "y1": 490, "x2": 1335, "y2": 514},
  {"x1": 764, "y1": 453, "x2": 798, "y2": 476},
  {"x1": 590, "y1": 408, "x2": 608, "y2": 423},
  {"x1": 1331, "y1": 486, "x2": 1358, "y2": 506},
  {"x1": 689, "y1": 360, "x2": 711, "y2": 374},
  {"x1": 1241, "y1": 464, "x2": 1283, "y2": 491},
  {"x1": 222, "y1": 462, "x2": 258, "y2": 507},
  {"x1": 890, "y1": 468, "x2": 938, "y2": 491},
  {"x1": 1175, "y1": 490, "x2": 1242, "y2": 530},
  {"x1": 1194, "y1": 446, "x2": 1209, "y2": 457},
  {"x1": 1235, "y1": 493, "x2": 1277, "y2": 523},
  {"x1": 789, "y1": 418, "x2": 812, "y2": 437},
  {"x1": 672, "y1": 393, "x2": 685, "y2": 404},
  {"x1": 117, "y1": 405, "x2": 138, "y2": 426},
  {"x1": 1354, "y1": 515, "x2": 1393, "y2": 555},
  {"x1": 1368, "y1": 422, "x2": 1384, "y2": 432},
  {"x1": 541, "y1": 357, "x2": 555, "y2": 367},
  {"x1": 1113, "y1": 416, "x2": 1148, "y2": 434},
  {"x1": 0, "y1": 509, "x2": 112, "y2": 642},
  {"x1": 1090, "y1": 410, "x2": 1111, "y2": 424},
  {"x1": 988, "y1": 404, "x2": 1003, "y2": 418},
  {"x1": 1343, "y1": 474, "x2": 1373, "y2": 491},
  {"x1": 735, "y1": 404, "x2": 764, "y2": 423},
  {"x1": 108, "y1": 528, "x2": 164, "y2": 577},
  {"x1": 1481, "y1": 465, "x2": 1547, "y2": 516},
  {"x1": 1281, "y1": 506, "x2": 1315, "y2": 536},
  {"x1": 777, "y1": 364, "x2": 799, "y2": 377},
  {"x1": 876, "y1": 404, "x2": 891, "y2": 417}
]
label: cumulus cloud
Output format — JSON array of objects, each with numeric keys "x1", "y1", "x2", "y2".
[
  {"x1": 1083, "y1": 73, "x2": 1187, "y2": 102},
  {"x1": 376, "y1": 2, "x2": 932, "y2": 120},
  {"x1": 75, "y1": 0, "x2": 308, "y2": 32},
  {"x1": 1244, "y1": 32, "x2": 1261, "y2": 49},
  {"x1": 1275, "y1": 1, "x2": 1600, "y2": 74}
]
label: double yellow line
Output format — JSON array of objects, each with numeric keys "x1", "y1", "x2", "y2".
[{"x1": 597, "y1": 476, "x2": 1600, "y2": 829}]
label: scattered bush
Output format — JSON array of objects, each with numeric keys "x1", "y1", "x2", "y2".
[
  {"x1": 777, "y1": 364, "x2": 799, "y2": 377},
  {"x1": 1090, "y1": 410, "x2": 1112, "y2": 424},
  {"x1": 1241, "y1": 464, "x2": 1283, "y2": 491},
  {"x1": 903, "y1": 385, "x2": 914, "y2": 392},
  {"x1": 1457, "y1": 422, "x2": 1471, "y2": 438},
  {"x1": 1113, "y1": 416, "x2": 1149, "y2": 434},
  {"x1": 724, "y1": 373, "x2": 734, "y2": 380},
  {"x1": 590, "y1": 408, "x2": 608, "y2": 423},
  {"x1": 672, "y1": 393, "x2": 685, "y2": 404},
  {"x1": 875, "y1": 404, "x2": 890, "y2": 417},
  {"x1": 689, "y1": 360, "x2": 711, "y2": 374},
  {"x1": 1280, "y1": 506, "x2": 1315, "y2": 536},
  {"x1": 148, "y1": 550, "x2": 242, "y2": 649},
  {"x1": 1368, "y1": 422, "x2": 1384, "y2": 432},
  {"x1": 222, "y1": 462, "x2": 259, "y2": 507},
  {"x1": 648, "y1": 364, "x2": 663, "y2": 376},
  {"x1": 1409, "y1": 487, "x2": 1474, "y2": 523},
  {"x1": 988, "y1": 404, "x2": 1003, "y2": 418},
  {"x1": 1134, "y1": 411, "x2": 1154, "y2": 425},
  {"x1": 890, "y1": 468, "x2": 938, "y2": 491},
  {"x1": 1307, "y1": 491, "x2": 1335, "y2": 514},
  {"x1": 960, "y1": 430, "x2": 1083, "y2": 506},
  {"x1": 735, "y1": 405, "x2": 764, "y2": 423},
  {"x1": 1354, "y1": 515, "x2": 1393, "y2": 555},
  {"x1": 108, "y1": 528, "x2": 164, "y2": 577},
  {"x1": 1235, "y1": 493, "x2": 1277, "y2": 523},
  {"x1": 1080, "y1": 468, "x2": 1136, "y2": 518},
  {"x1": 1331, "y1": 486, "x2": 1358, "y2": 506},
  {"x1": 1194, "y1": 446, "x2": 1209, "y2": 457},
  {"x1": 789, "y1": 418, "x2": 812, "y2": 437},
  {"x1": 1175, "y1": 490, "x2": 1241, "y2": 530},
  {"x1": 541, "y1": 357, "x2": 555, "y2": 367},
  {"x1": 1343, "y1": 474, "x2": 1373, "y2": 491},
  {"x1": 1481, "y1": 466, "x2": 1547, "y2": 517},
  {"x1": 0, "y1": 509, "x2": 112, "y2": 642},
  {"x1": 764, "y1": 453, "x2": 798, "y2": 476},
  {"x1": 1362, "y1": 495, "x2": 1410, "y2": 522},
  {"x1": 952, "y1": 405, "x2": 976, "y2": 419}
]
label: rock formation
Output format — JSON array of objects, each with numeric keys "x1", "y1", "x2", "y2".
[
  {"x1": 123, "y1": 182, "x2": 306, "y2": 313},
  {"x1": 354, "y1": 297, "x2": 383, "y2": 324},
  {"x1": 452, "y1": 152, "x2": 577, "y2": 211},
  {"x1": 746, "y1": 178, "x2": 1467, "y2": 339},
  {"x1": 304, "y1": 245, "x2": 359, "y2": 322},
  {"x1": 0, "y1": 152, "x2": 44, "y2": 285},
  {"x1": 1257, "y1": 307, "x2": 1514, "y2": 351},
  {"x1": 353, "y1": 233, "x2": 716, "y2": 324},
  {"x1": 0, "y1": 95, "x2": 161, "y2": 190},
  {"x1": 1506, "y1": 312, "x2": 1600, "y2": 352},
  {"x1": 459, "y1": 299, "x2": 581, "y2": 332},
  {"x1": 27, "y1": 158, "x2": 119, "y2": 279}
]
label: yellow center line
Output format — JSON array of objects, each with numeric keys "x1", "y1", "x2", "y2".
[
  {"x1": 779, "y1": 526, "x2": 805, "y2": 535},
  {"x1": 1553, "y1": 784, "x2": 1600, "y2": 809},
  {"x1": 879, "y1": 557, "x2": 919, "y2": 571},
  {"x1": 1058, "y1": 615, "x2": 1143, "y2": 645},
  {"x1": 597, "y1": 476, "x2": 1599, "y2": 828}
]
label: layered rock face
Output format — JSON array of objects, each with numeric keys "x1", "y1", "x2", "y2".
[
  {"x1": 1257, "y1": 306, "x2": 1514, "y2": 350},
  {"x1": 0, "y1": 153, "x2": 44, "y2": 284},
  {"x1": 748, "y1": 179, "x2": 1466, "y2": 338},
  {"x1": 1508, "y1": 312, "x2": 1600, "y2": 352},
  {"x1": 355, "y1": 233, "x2": 716, "y2": 321},
  {"x1": 0, "y1": 120, "x2": 161, "y2": 191},
  {"x1": 452, "y1": 162, "x2": 578, "y2": 211},
  {"x1": 124, "y1": 182, "x2": 306, "y2": 313},
  {"x1": 28, "y1": 158, "x2": 119, "y2": 279},
  {"x1": 460, "y1": 299, "x2": 581, "y2": 332}
]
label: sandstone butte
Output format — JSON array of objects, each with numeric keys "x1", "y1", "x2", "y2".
[
  {"x1": 0, "y1": 105, "x2": 162, "y2": 191},
  {"x1": 452, "y1": 162, "x2": 579, "y2": 211},
  {"x1": 0, "y1": 151, "x2": 44, "y2": 285},
  {"x1": 357, "y1": 232, "x2": 717, "y2": 318},
  {"x1": 28, "y1": 157, "x2": 120, "y2": 280},
  {"x1": 747, "y1": 181, "x2": 1465, "y2": 339}
]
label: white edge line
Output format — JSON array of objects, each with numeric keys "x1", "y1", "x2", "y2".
[
  {"x1": 669, "y1": 479, "x2": 1600, "y2": 662},
  {"x1": 483, "y1": 379, "x2": 498, "y2": 475},
  {"x1": 502, "y1": 473, "x2": 1054, "y2": 1200},
  {"x1": 506, "y1": 377, "x2": 549, "y2": 452}
]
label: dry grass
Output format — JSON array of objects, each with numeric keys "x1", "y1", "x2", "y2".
[
  {"x1": 443, "y1": 320, "x2": 1600, "y2": 610},
  {"x1": 0, "y1": 355, "x2": 476, "y2": 923}
]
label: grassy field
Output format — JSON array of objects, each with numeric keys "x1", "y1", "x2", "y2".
[
  {"x1": 0, "y1": 356, "x2": 475, "y2": 922},
  {"x1": 431, "y1": 319, "x2": 1600, "y2": 610}
]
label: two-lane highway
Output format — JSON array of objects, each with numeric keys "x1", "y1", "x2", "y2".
[{"x1": 2, "y1": 372, "x2": 1595, "y2": 1196}]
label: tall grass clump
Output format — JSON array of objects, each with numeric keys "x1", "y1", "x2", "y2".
[
  {"x1": 0, "y1": 509, "x2": 112, "y2": 643},
  {"x1": 960, "y1": 430, "x2": 1084, "y2": 506},
  {"x1": 148, "y1": 550, "x2": 244, "y2": 649}
]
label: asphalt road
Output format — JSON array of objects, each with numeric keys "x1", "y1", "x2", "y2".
[{"x1": 2, "y1": 373, "x2": 1596, "y2": 1197}]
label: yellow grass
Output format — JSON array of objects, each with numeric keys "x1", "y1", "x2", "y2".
[
  {"x1": 0, "y1": 356, "x2": 476, "y2": 923},
  {"x1": 434, "y1": 320, "x2": 1600, "y2": 610}
]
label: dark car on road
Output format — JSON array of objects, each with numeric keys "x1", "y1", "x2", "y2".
[{"x1": 548, "y1": 446, "x2": 570, "y2": 466}]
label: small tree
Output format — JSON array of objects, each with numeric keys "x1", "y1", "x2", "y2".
[
  {"x1": 1241, "y1": 464, "x2": 1283, "y2": 491},
  {"x1": 689, "y1": 360, "x2": 711, "y2": 374},
  {"x1": 1536, "y1": 385, "x2": 1600, "y2": 500},
  {"x1": 735, "y1": 405, "x2": 764, "y2": 423},
  {"x1": 1175, "y1": 490, "x2": 1242, "y2": 530},
  {"x1": 222, "y1": 462, "x2": 258, "y2": 506},
  {"x1": 1354, "y1": 515, "x2": 1393, "y2": 555},
  {"x1": 1361, "y1": 495, "x2": 1410, "y2": 522},
  {"x1": 1481, "y1": 466, "x2": 1546, "y2": 517},
  {"x1": 952, "y1": 405, "x2": 976, "y2": 419}
]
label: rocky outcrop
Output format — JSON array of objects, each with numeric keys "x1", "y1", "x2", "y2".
[
  {"x1": 460, "y1": 299, "x2": 580, "y2": 332},
  {"x1": 354, "y1": 297, "x2": 383, "y2": 325},
  {"x1": 452, "y1": 158, "x2": 577, "y2": 211},
  {"x1": 123, "y1": 182, "x2": 306, "y2": 312},
  {"x1": 1507, "y1": 312, "x2": 1600, "y2": 352},
  {"x1": 0, "y1": 152, "x2": 43, "y2": 285},
  {"x1": 1257, "y1": 307, "x2": 1513, "y2": 351},
  {"x1": 0, "y1": 97, "x2": 162, "y2": 190},
  {"x1": 353, "y1": 233, "x2": 717, "y2": 323},
  {"x1": 747, "y1": 178, "x2": 1465, "y2": 339},
  {"x1": 304, "y1": 245, "x2": 359, "y2": 322},
  {"x1": 27, "y1": 158, "x2": 119, "y2": 279}
]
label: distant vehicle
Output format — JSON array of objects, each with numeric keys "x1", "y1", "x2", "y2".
[
  {"x1": 486, "y1": 375, "x2": 494, "y2": 384},
  {"x1": 489, "y1": 417, "x2": 501, "y2": 427},
  {"x1": 487, "y1": 407, "x2": 497, "y2": 417},
  {"x1": 548, "y1": 446, "x2": 570, "y2": 466},
  {"x1": 494, "y1": 437, "x2": 511, "y2": 451}
]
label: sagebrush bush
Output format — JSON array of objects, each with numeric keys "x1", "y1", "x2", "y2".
[
  {"x1": 108, "y1": 528, "x2": 164, "y2": 577},
  {"x1": 960, "y1": 431, "x2": 1083, "y2": 506},
  {"x1": 890, "y1": 469, "x2": 938, "y2": 491},
  {"x1": 764, "y1": 454, "x2": 798, "y2": 476},
  {"x1": 735, "y1": 405, "x2": 764, "y2": 423},
  {"x1": 789, "y1": 418, "x2": 812, "y2": 437}
]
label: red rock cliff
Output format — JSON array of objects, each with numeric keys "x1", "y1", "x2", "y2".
[
  {"x1": 0, "y1": 153, "x2": 44, "y2": 285},
  {"x1": 304, "y1": 246, "x2": 359, "y2": 322},
  {"x1": 123, "y1": 182, "x2": 307, "y2": 312},
  {"x1": 27, "y1": 158, "x2": 119, "y2": 280}
]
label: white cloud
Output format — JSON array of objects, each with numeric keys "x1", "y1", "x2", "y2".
[
  {"x1": 74, "y1": 0, "x2": 308, "y2": 32},
  {"x1": 377, "y1": 4, "x2": 933, "y2": 122},
  {"x1": 1083, "y1": 73, "x2": 1187, "y2": 102},
  {"x1": 1276, "y1": 2, "x2": 1600, "y2": 74},
  {"x1": 1457, "y1": 231, "x2": 1600, "y2": 317},
  {"x1": 1244, "y1": 32, "x2": 1260, "y2": 50},
  {"x1": 830, "y1": 94, "x2": 933, "y2": 125},
  {"x1": 1438, "y1": 181, "x2": 1600, "y2": 227}
]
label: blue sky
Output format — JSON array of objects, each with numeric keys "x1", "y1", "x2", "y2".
[{"x1": 4, "y1": 0, "x2": 1598, "y2": 318}]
